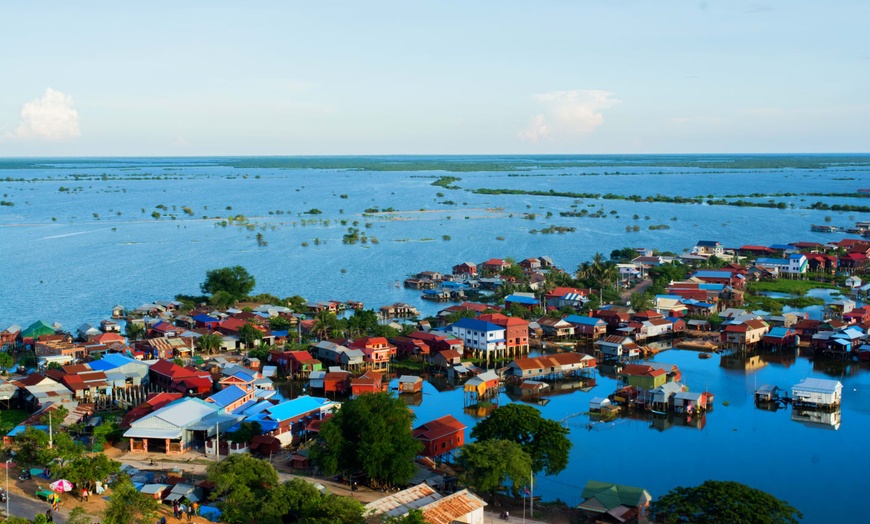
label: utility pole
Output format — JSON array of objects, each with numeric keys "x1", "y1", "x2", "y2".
[{"x1": 530, "y1": 472, "x2": 534, "y2": 518}]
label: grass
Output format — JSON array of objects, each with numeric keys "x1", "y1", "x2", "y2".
[
  {"x1": 0, "y1": 409, "x2": 29, "y2": 436},
  {"x1": 747, "y1": 279, "x2": 837, "y2": 295},
  {"x1": 391, "y1": 359, "x2": 427, "y2": 371}
]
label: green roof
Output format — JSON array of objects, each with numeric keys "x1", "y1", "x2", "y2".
[
  {"x1": 580, "y1": 480, "x2": 651, "y2": 511},
  {"x1": 21, "y1": 320, "x2": 56, "y2": 339}
]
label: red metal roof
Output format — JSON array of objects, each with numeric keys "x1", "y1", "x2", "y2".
[{"x1": 413, "y1": 414, "x2": 466, "y2": 441}]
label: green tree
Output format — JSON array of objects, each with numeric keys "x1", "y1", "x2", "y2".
[
  {"x1": 239, "y1": 322, "x2": 265, "y2": 348},
  {"x1": 226, "y1": 421, "x2": 263, "y2": 444},
  {"x1": 310, "y1": 392, "x2": 422, "y2": 488},
  {"x1": 630, "y1": 291, "x2": 655, "y2": 312},
  {"x1": 501, "y1": 265, "x2": 524, "y2": 281},
  {"x1": 311, "y1": 310, "x2": 340, "y2": 341},
  {"x1": 103, "y1": 477, "x2": 159, "y2": 524},
  {"x1": 125, "y1": 322, "x2": 145, "y2": 341},
  {"x1": 455, "y1": 439, "x2": 532, "y2": 502},
  {"x1": 263, "y1": 478, "x2": 366, "y2": 524},
  {"x1": 197, "y1": 332, "x2": 224, "y2": 354},
  {"x1": 14, "y1": 426, "x2": 49, "y2": 466},
  {"x1": 67, "y1": 507, "x2": 93, "y2": 524},
  {"x1": 201, "y1": 266, "x2": 256, "y2": 301},
  {"x1": 207, "y1": 453, "x2": 280, "y2": 524},
  {"x1": 610, "y1": 247, "x2": 640, "y2": 262},
  {"x1": 56, "y1": 452, "x2": 120, "y2": 485},
  {"x1": 269, "y1": 316, "x2": 292, "y2": 332},
  {"x1": 382, "y1": 509, "x2": 427, "y2": 524},
  {"x1": 471, "y1": 404, "x2": 571, "y2": 476},
  {"x1": 651, "y1": 480, "x2": 802, "y2": 524},
  {"x1": 0, "y1": 351, "x2": 14, "y2": 371}
]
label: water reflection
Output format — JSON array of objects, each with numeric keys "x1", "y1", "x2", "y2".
[
  {"x1": 719, "y1": 353, "x2": 767, "y2": 371},
  {"x1": 792, "y1": 408, "x2": 842, "y2": 430}
]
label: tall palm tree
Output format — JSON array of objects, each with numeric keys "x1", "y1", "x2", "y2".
[
  {"x1": 197, "y1": 333, "x2": 223, "y2": 355},
  {"x1": 311, "y1": 310, "x2": 338, "y2": 341}
]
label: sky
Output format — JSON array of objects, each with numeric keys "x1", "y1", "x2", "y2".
[{"x1": 1, "y1": 0, "x2": 868, "y2": 156}]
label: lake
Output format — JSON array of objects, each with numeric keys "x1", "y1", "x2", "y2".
[{"x1": 2, "y1": 155, "x2": 870, "y2": 523}]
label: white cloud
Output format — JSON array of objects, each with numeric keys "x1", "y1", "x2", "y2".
[
  {"x1": 518, "y1": 90, "x2": 620, "y2": 142},
  {"x1": 6, "y1": 88, "x2": 80, "y2": 141}
]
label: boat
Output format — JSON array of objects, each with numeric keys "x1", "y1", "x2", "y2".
[
  {"x1": 698, "y1": 352, "x2": 712, "y2": 359},
  {"x1": 651, "y1": 409, "x2": 667, "y2": 415},
  {"x1": 811, "y1": 225, "x2": 837, "y2": 233}
]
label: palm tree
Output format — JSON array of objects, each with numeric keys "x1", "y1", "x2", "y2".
[
  {"x1": 197, "y1": 333, "x2": 223, "y2": 355},
  {"x1": 125, "y1": 322, "x2": 145, "y2": 342},
  {"x1": 311, "y1": 310, "x2": 338, "y2": 341}
]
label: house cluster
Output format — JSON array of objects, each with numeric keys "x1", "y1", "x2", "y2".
[
  {"x1": 712, "y1": 302, "x2": 870, "y2": 360},
  {"x1": 592, "y1": 361, "x2": 710, "y2": 417},
  {"x1": 756, "y1": 377, "x2": 844, "y2": 429}
]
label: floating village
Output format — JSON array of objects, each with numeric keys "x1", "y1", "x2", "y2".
[{"x1": 2, "y1": 227, "x2": 870, "y2": 523}]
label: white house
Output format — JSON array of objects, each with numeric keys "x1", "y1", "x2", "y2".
[
  {"x1": 448, "y1": 318, "x2": 506, "y2": 354},
  {"x1": 792, "y1": 378, "x2": 843, "y2": 408}
]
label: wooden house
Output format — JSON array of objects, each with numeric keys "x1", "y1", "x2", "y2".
[
  {"x1": 413, "y1": 414, "x2": 466, "y2": 459},
  {"x1": 452, "y1": 262, "x2": 477, "y2": 277},
  {"x1": 564, "y1": 315, "x2": 607, "y2": 340},
  {"x1": 463, "y1": 370, "x2": 499, "y2": 406},
  {"x1": 720, "y1": 319, "x2": 769, "y2": 349},
  {"x1": 323, "y1": 371, "x2": 351, "y2": 395},
  {"x1": 397, "y1": 375, "x2": 423, "y2": 394},
  {"x1": 578, "y1": 480, "x2": 652, "y2": 523},
  {"x1": 792, "y1": 378, "x2": 842, "y2": 408},
  {"x1": 431, "y1": 349, "x2": 462, "y2": 369},
  {"x1": 673, "y1": 391, "x2": 707, "y2": 414},
  {"x1": 350, "y1": 371, "x2": 385, "y2": 397},
  {"x1": 594, "y1": 335, "x2": 641, "y2": 361},
  {"x1": 535, "y1": 317, "x2": 574, "y2": 339},
  {"x1": 618, "y1": 364, "x2": 667, "y2": 390},
  {"x1": 763, "y1": 327, "x2": 798, "y2": 348}
]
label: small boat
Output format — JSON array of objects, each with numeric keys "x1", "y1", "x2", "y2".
[
  {"x1": 698, "y1": 352, "x2": 712, "y2": 359},
  {"x1": 651, "y1": 409, "x2": 667, "y2": 415}
]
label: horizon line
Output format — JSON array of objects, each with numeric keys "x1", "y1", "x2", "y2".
[{"x1": 2, "y1": 151, "x2": 870, "y2": 160}]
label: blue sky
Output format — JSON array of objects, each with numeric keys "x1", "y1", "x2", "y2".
[{"x1": 1, "y1": 1, "x2": 868, "y2": 155}]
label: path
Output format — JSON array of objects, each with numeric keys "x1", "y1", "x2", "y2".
[
  {"x1": 3, "y1": 491, "x2": 69, "y2": 523},
  {"x1": 621, "y1": 278, "x2": 652, "y2": 303}
]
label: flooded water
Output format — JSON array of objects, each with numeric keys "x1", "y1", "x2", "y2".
[
  {"x1": 2, "y1": 156, "x2": 870, "y2": 522},
  {"x1": 274, "y1": 347, "x2": 870, "y2": 523}
]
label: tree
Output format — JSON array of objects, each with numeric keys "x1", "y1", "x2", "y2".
[
  {"x1": 226, "y1": 421, "x2": 262, "y2": 444},
  {"x1": 382, "y1": 509, "x2": 427, "y2": 524},
  {"x1": 56, "y1": 452, "x2": 120, "y2": 485},
  {"x1": 239, "y1": 322, "x2": 265, "y2": 349},
  {"x1": 471, "y1": 404, "x2": 571, "y2": 476},
  {"x1": 269, "y1": 316, "x2": 291, "y2": 332},
  {"x1": 311, "y1": 310, "x2": 340, "y2": 341},
  {"x1": 0, "y1": 351, "x2": 14, "y2": 371},
  {"x1": 15, "y1": 426, "x2": 49, "y2": 466},
  {"x1": 207, "y1": 456, "x2": 366, "y2": 524},
  {"x1": 67, "y1": 507, "x2": 93, "y2": 524},
  {"x1": 125, "y1": 322, "x2": 145, "y2": 342},
  {"x1": 264, "y1": 478, "x2": 366, "y2": 524},
  {"x1": 455, "y1": 439, "x2": 532, "y2": 502},
  {"x1": 207, "y1": 453, "x2": 280, "y2": 524},
  {"x1": 201, "y1": 266, "x2": 256, "y2": 301},
  {"x1": 630, "y1": 291, "x2": 655, "y2": 312},
  {"x1": 197, "y1": 332, "x2": 224, "y2": 354},
  {"x1": 103, "y1": 477, "x2": 159, "y2": 524},
  {"x1": 650, "y1": 480, "x2": 802, "y2": 524},
  {"x1": 310, "y1": 392, "x2": 422, "y2": 488}
]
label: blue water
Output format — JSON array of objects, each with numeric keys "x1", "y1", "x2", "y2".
[{"x1": 2, "y1": 155, "x2": 870, "y2": 523}]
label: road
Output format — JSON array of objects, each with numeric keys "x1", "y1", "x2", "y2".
[{"x1": 3, "y1": 491, "x2": 67, "y2": 523}]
